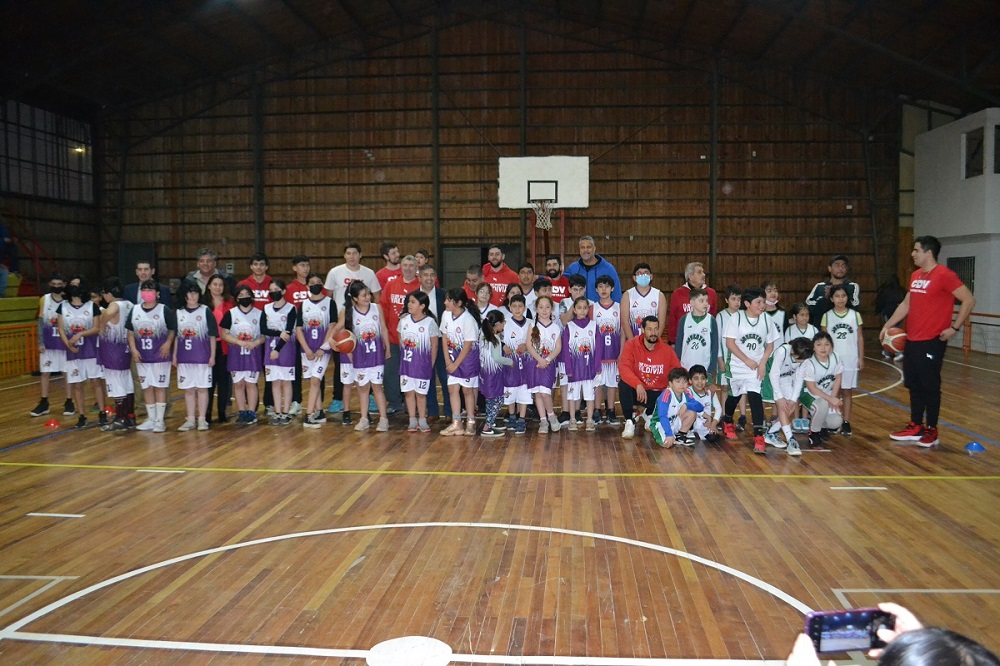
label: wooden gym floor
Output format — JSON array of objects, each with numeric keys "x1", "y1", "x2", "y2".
[{"x1": 0, "y1": 352, "x2": 998, "y2": 664}]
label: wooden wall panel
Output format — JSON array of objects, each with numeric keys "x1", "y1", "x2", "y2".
[{"x1": 100, "y1": 18, "x2": 899, "y2": 313}]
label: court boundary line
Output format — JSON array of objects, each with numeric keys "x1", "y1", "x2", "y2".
[
  {"x1": 832, "y1": 588, "x2": 1000, "y2": 609},
  {"x1": 0, "y1": 522, "x2": 811, "y2": 662},
  {"x1": 0, "y1": 576, "x2": 78, "y2": 620},
  {"x1": 1, "y1": 460, "x2": 998, "y2": 480}
]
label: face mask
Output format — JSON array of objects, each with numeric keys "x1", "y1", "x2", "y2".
[
  {"x1": 269, "y1": 291, "x2": 282, "y2": 301},
  {"x1": 765, "y1": 299, "x2": 778, "y2": 307},
  {"x1": 635, "y1": 275, "x2": 651, "y2": 288},
  {"x1": 237, "y1": 297, "x2": 253, "y2": 308},
  {"x1": 140, "y1": 291, "x2": 156, "y2": 304},
  {"x1": 308, "y1": 284, "x2": 324, "y2": 296},
  {"x1": 50, "y1": 286, "x2": 64, "y2": 296},
  {"x1": 546, "y1": 269, "x2": 560, "y2": 278}
]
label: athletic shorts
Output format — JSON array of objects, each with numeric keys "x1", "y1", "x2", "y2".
[
  {"x1": 715, "y1": 368, "x2": 731, "y2": 389},
  {"x1": 66, "y1": 358, "x2": 102, "y2": 384},
  {"x1": 729, "y1": 375, "x2": 762, "y2": 397},
  {"x1": 557, "y1": 361, "x2": 568, "y2": 386},
  {"x1": 354, "y1": 365, "x2": 384, "y2": 387},
  {"x1": 138, "y1": 361, "x2": 171, "y2": 389},
  {"x1": 401, "y1": 374, "x2": 431, "y2": 395},
  {"x1": 530, "y1": 383, "x2": 552, "y2": 396},
  {"x1": 39, "y1": 349, "x2": 66, "y2": 373},
  {"x1": 230, "y1": 370, "x2": 259, "y2": 385},
  {"x1": 762, "y1": 380, "x2": 796, "y2": 404},
  {"x1": 265, "y1": 365, "x2": 295, "y2": 382},
  {"x1": 599, "y1": 362, "x2": 619, "y2": 388},
  {"x1": 504, "y1": 384, "x2": 531, "y2": 405},
  {"x1": 178, "y1": 363, "x2": 212, "y2": 390},
  {"x1": 566, "y1": 379, "x2": 596, "y2": 401},
  {"x1": 692, "y1": 419, "x2": 711, "y2": 439},
  {"x1": 841, "y1": 369, "x2": 858, "y2": 390},
  {"x1": 447, "y1": 375, "x2": 479, "y2": 389},
  {"x1": 103, "y1": 368, "x2": 133, "y2": 398},
  {"x1": 301, "y1": 352, "x2": 330, "y2": 379}
]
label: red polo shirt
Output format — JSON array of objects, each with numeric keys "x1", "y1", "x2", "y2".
[{"x1": 482, "y1": 262, "x2": 518, "y2": 306}]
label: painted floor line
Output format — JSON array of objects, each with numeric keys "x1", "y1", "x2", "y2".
[
  {"x1": 0, "y1": 521, "x2": 813, "y2": 650},
  {"x1": 0, "y1": 380, "x2": 43, "y2": 393},
  {"x1": 136, "y1": 469, "x2": 185, "y2": 474},
  {"x1": 829, "y1": 487, "x2": 887, "y2": 491},
  {"x1": 855, "y1": 357, "x2": 904, "y2": 397},
  {"x1": 943, "y1": 358, "x2": 1000, "y2": 374},
  {"x1": 0, "y1": 460, "x2": 998, "y2": 481},
  {"x1": 0, "y1": 577, "x2": 78, "y2": 620},
  {"x1": 857, "y1": 391, "x2": 999, "y2": 448},
  {"x1": 0, "y1": 633, "x2": 785, "y2": 665},
  {"x1": 25, "y1": 513, "x2": 84, "y2": 519}
]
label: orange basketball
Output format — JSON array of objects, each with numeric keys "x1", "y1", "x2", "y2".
[
  {"x1": 333, "y1": 330, "x2": 357, "y2": 353},
  {"x1": 882, "y1": 327, "x2": 906, "y2": 354}
]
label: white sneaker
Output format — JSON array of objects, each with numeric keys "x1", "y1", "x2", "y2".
[
  {"x1": 787, "y1": 439, "x2": 802, "y2": 456},
  {"x1": 136, "y1": 419, "x2": 155, "y2": 431},
  {"x1": 153, "y1": 421, "x2": 166, "y2": 433},
  {"x1": 289, "y1": 401, "x2": 302, "y2": 416},
  {"x1": 177, "y1": 420, "x2": 196, "y2": 432},
  {"x1": 265, "y1": 406, "x2": 275, "y2": 418},
  {"x1": 354, "y1": 418, "x2": 370, "y2": 432},
  {"x1": 539, "y1": 419, "x2": 549, "y2": 434},
  {"x1": 765, "y1": 432, "x2": 786, "y2": 449},
  {"x1": 547, "y1": 414, "x2": 561, "y2": 432},
  {"x1": 376, "y1": 418, "x2": 389, "y2": 432},
  {"x1": 622, "y1": 419, "x2": 636, "y2": 439},
  {"x1": 197, "y1": 418, "x2": 210, "y2": 431}
]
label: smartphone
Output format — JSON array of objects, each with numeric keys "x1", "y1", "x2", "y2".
[{"x1": 805, "y1": 608, "x2": 895, "y2": 653}]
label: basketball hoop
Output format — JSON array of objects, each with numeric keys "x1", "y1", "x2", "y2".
[{"x1": 531, "y1": 199, "x2": 553, "y2": 230}]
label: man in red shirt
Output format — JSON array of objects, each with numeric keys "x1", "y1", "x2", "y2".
[
  {"x1": 376, "y1": 241, "x2": 402, "y2": 290},
  {"x1": 544, "y1": 254, "x2": 570, "y2": 303},
  {"x1": 667, "y1": 261, "x2": 718, "y2": 343},
  {"x1": 482, "y1": 244, "x2": 518, "y2": 306},
  {"x1": 883, "y1": 236, "x2": 974, "y2": 447},
  {"x1": 380, "y1": 255, "x2": 420, "y2": 414},
  {"x1": 236, "y1": 253, "x2": 273, "y2": 310},
  {"x1": 284, "y1": 255, "x2": 311, "y2": 306},
  {"x1": 618, "y1": 315, "x2": 683, "y2": 438},
  {"x1": 463, "y1": 265, "x2": 484, "y2": 301}
]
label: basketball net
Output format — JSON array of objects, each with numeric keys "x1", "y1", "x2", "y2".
[{"x1": 532, "y1": 199, "x2": 553, "y2": 230}]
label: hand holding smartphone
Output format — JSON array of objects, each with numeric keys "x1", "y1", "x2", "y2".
[{"x1": 805, "y1": 607, "x2": 896, "y2": 653}]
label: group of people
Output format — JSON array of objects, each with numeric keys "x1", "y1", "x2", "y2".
[{"x1": 29, "y1": 235, "x2": 973, "y2": 452}]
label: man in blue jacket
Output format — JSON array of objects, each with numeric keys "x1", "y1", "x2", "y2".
[{"x1": 563, "y1": 235, "x2": 622, "y2": 302}]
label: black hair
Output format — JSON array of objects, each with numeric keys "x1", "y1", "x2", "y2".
[
  {"x1": 688, "y1": 364, "x2": 708, "y2": 379},
  {"x1": 667, "y1": 367, "x2": 689, "y2": 382},
  {"x1": 487, "y1": 243, "x2": 503, "y2": 253},
  {"x1": 506, "y1": 294, "x2": 526, "y2": 308},
  {"x1": 180, "y1": 281, "x2": 202, "y2": 299},
  {"x1": 544, "y1": 254, "x2": 561, "y2": 265},
  {"x1": 641, "y1": 315, "x2": 659, "y2": 330},
  {"x1": 481, "y1": 309, "x2": 505, "y2": 346},
  {"x1": 532, "y1": 277, "x2": 552, "y2": 293},
  {"x1": 305, "y1": 272, "x2": 322, "y2": 284},
  {"x1": 789, "y1": 301, "x2": 809, "y2": 318},
  {"x1": 414, "y1": 248, "x2": 430, "y2": 259},
  {"x1": 379, "y1": 241, "x2": 397, "y2": 258},
  {"x1": 270, "y1": 278, "x2": 286, "y2": 292},
  {"x1": 466, "y1": 264, "x2": 483, "y2": 277},
  {"x1": 689, "y1": 287, "x2": 707, "y2": 301},
  {"x1": 567, "y1": 274, "x2": 587, "y2": 288},
  {"x1": 632, "y1": 262, "x2": 652, "y2": 275},
  {"x1": 291, "y1": 255, "x2": 309, "y2": 265},
  {"x1": 828, "y1": 284, "x2": 849, "y2": 300},
  {"x1": 529, "y1": 295, "x2": 555, "y2": 348},
  {"x1": 445, "y1": 287, "x2": 482, "y2": 328},
  {"x1": 405, "y1": 290, "x2": 434, "y2": 323},
  {"x1": 741, "y1": 286, "x2": 766, "y2": 309},
  {"x1": 813, "y1": 330, "x2": 834, "y2": 346},
  {"x1": 343, "y1": 280, "x2": 371, "y2": 332},
  {"x1": 595, "y1": 275, "x2": 615, "y2": 289},
  {"x1": 518, "y1": 262, "x2": 534, "y2": 272},
  {"x1": 788, "y1": 337, "x2": 814, "y2": 360},
  {"x1": 724, "y1": 283, "x2": 742, "y2": 299},
  {"x1": 569, "y1": 295, "x2": 591, "y2": 316},
  {"x1": 100, "y1": 277, "x2": 123, "y2": 298},
  {"x1": 249, "y1": 252, "x2": 269, "y2": 266},
  {"x1": 234, "y1": 284, "x2": 254, "y2": 302},
  {"x1": 49, "y1": 272, "x2": 66, "y2": 283},
  {"x1": 344, "y1": 241, "x2": 362, "y2": 253},
  {"x1": 879, "y1": 627, "x2": 1000, "y2": 666},
  {"x1": 914, "y1": 235, "x2": 942, "y2": 260},
  {"x1": 140, "y1": 279, "x2": 158, "y2": 292}
]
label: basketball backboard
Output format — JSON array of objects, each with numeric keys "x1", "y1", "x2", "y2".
[{"x1": 498, "y1": 156, "x2": 589, "y2": 209}]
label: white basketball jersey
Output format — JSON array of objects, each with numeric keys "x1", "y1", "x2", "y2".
[
  {"x1": 723, "y1": 311, "x2": 781, "y2": 378},
  {"x1": 625, "y1": 287, "x2": 661, "y2": 336},
  {"x1": 822, "y1": 309, "x2": 862, "y2": 361}
]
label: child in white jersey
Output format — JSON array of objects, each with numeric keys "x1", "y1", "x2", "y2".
[
  {"x1": 687, "y1": 364, "x2": 721, "y2": 443},
  {"x1": 675, "y1": 288, "x2": 718, "y2": 377},
  {"x1": 715, "y1": 284, "x2": 745, "y2": 428},
  {"x1": 821, "y1": 284, "x2": 863, "y2": 437},
  {"x1": 399, "y1": 291, "x2": 440, "y2": 433},
  {"x1": 341, "y1": 280, "x2": 391, "y2": 433},
  {"x1": 801, "y1": 331, "x2": 844, "y2": 450},
  {"x1": 783, "y1": 302, "x2": 817, "y2": 431},
  {"x1": 762, "y1": 280, "x2": 786, "y2": 335},
  {"x1": 760, "y1": 336, "x2": 813, "y2": 456},
  {"x1": 298, "y1": 273, "x2": 341, "y2": 429}
]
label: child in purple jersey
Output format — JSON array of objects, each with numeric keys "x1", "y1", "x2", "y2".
[
  {"x1": 501, "y1": 294, "x2": 532, "y2": 435},
  {"x1": 562, "y1": 296, "x2": 604, "y2": 432},
  {"x1": 527, "y1": 295, "x2": 562, "y2": 434},
  {"x1": 97, "y1": 278, "x2": 136, "y2": 432},
  {"x1": 262, "y1": 279, "x2": 298, "y2": 426},
  {"x1": 399, "y1": 291, "x2": 440, "y2": 433},
  {"x1": 298, "y1": 273, "x2": 342, "y2": 429},
  {"x1": 341, "y1": 280, "x2": 391, "y2": 432},
  {"x1": 220, "y1": 284, "x2": 266, "y2": 425},
  {"x1": 58, "y1": 283, "x2": 105, "y2": 429},
  {"x1": 174, "y1": 281, "x2": 218, "y2": 431},
  {"x1": 593, "y1": 275, "x2": 622, "y2": 425},
  {"x1": 127, "y1": 279, "x2": 177, "y2": 432},
  {"x1": 479, "y1": 310, "x2": 513, "y2": 437},
  {"x1": 440, "y1": 288, "x2": 481, "y2": 437}
]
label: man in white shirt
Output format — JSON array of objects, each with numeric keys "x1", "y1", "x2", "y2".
[{"x1": 324, "y1": 242, "x2": 381, "y2": 309}]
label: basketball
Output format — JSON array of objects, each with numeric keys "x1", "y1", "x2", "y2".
[
  {"x1": 882, "y1": 327, "x2": 907, "y2": 354},
  {"x1": 333, "y1": 330, "x2": 357, "y2": 353}
]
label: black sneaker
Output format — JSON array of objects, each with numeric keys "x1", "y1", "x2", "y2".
[
  {"x1": 736, "y1": 415, "x2": 747, "y2": 432},
  {"x1": 606, "y1": 410, "x2": 619, "y2": 426},
  {"x1": 98, "y1": 411, "x2": 108, "y2": 426},
  {"x1": 105, "y1": 420, "x2": 129, "y2": 433},
  {"x1": 819, "y1": 428, "x2": 833, "y2": 441},
  {"x1": 342, "y1": 411, "x2": 353, "y2": 426},
  {"x1": 75, "y1": 415, "x2": 88, "y2": 429},
  {"x1": 840, "y1": 421, "x2": 852, "y2": 437},
  {"x1": 809, "y1": 433, "x2": 827, "y2": 450},
  {"x1": 29, "y1": 399, "x2": 50, "y2": 417},
  {"x1": 63, "y1": 399, "x2": 76, "y2": 416},
  {"x1": 558, "y1": 411, "x2": 570, "y2": 424}
]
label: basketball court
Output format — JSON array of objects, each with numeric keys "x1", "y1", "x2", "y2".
[{"x1": 0, "y1": 351, "x2": 997, "y2": 664}]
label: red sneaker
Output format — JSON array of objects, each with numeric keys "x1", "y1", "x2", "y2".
[
  {"x1": 723, "y1": 422, "x2": 738, "y2": 440},
  {"x1": 917, "y1": 427, "x2": 939, "y2": 448},
  {"x1": 890, "y1": 422, "x2": 924, "y2": 441},
  {"x1": 753, "y1": 435, "x2": 766, "y2": 454}
]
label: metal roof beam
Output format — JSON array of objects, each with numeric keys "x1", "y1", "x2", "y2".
[
  {"x1": 279, "y1": 0, "x2": 329, "y2": 41},
  {"x1": 224, "y1": 0, "x2": 296, "y2": 57},
  {"x1": 713, "y1": 0, "x2": 749, "y2": 52}
]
